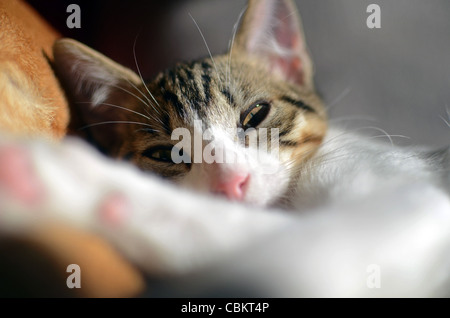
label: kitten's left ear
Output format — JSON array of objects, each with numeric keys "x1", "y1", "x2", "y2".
[
  {"x1": 235, "y1": 0, "x2": 314, "y2": 88},
  {"x1": 52, "y1": 39, "x2": 142, "y2": 155}
]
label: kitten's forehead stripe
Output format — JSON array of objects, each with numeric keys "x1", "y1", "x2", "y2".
[
  {"x1": 184, "y1": 66, "x2": 195, "y2": 82},
  {"x1": 161, "y1": 112, "x2": 172, "y2": 135},
  {"x1": 279, "y1": 140, "x2": 299, "y2": 147},
  {"x1": 179, "y1": 67, "x2": 201, "y2": 106},
  {"x1": 155, "y1": 59, "x2": 224, "y2": 124},
  {"x1": 157, "y1": 76, "x2": 166, "y2": 91},
  {"x1": 221, "y1": 88, "x2": 235, "y2": 106},
  {"x1": 201, "y1": 73, "x2": 212, "y2": 106},
  {"x1": 176, "y1": 69, "x2": 188, "y2": 91},
  {"x1": 201, "y1": 61, "x2": 212, "y2": 71},
  {"x1": 270, "y1": 113, "x2": 297, "y2": 135},
  {"x1": 199, "y1": 60, "x2": 213, "y2": 109},
  {"x1": 281, "y1": 96, "x2": 316, "y2": 113},
  {"x1": 163, "y1": 90, "x2": 186, "y2": 119},
  {"x1": 278, "y1": 121, "x2": 295, "y2": 137},
  {"x1": 167, "y1": 69, "x2": 177, "y2": 86}
]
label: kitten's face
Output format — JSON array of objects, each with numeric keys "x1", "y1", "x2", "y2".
[
  {"x1": 53, "y1": 0, "x2": 327, "y2": 207},
  {"x1": 116, "y1": 55, "x2": 326, "y2": 206}
]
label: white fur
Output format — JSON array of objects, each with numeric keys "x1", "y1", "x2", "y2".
[
  {"x1": 179, "y1": 126, "x2": 288, "y2": 206},
  {"x1": 0, "y1": 129, "x2": 449, "y2": 296}
]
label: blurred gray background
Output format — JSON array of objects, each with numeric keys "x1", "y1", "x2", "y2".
[
  {"x1": 32, "y1": 0, "x2": 450, "y2": 148},
  {"x1": 163, "y1": 0, "x2": 450, "y2": 148}
]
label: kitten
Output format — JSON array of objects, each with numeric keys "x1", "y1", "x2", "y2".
[
  {"x1": 52, "y1": 0, "x2": 327, "y2": 208},
  {"x1": 0, "y1": 0, "x2": 449, "y2": 297}
]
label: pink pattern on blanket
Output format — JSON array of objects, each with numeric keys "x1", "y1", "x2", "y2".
[
  {"x1": 99, "y1": 193, "x2": 130, "y2": 227},
  {"x1": 0, "y1": 146, "x2": 43, "y2": 206}
]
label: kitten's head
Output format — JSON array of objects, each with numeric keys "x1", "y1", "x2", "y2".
[{"x1": 53, "y1": 0, "x2": 327, "y2": 207}]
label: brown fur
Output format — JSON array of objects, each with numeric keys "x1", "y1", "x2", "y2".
[
  {"x1": 0, "y1": 0, "x2": 143, "y2": 297},
  {"x1": 0, "y1": 0, "x2": 68, "y2": 138}
]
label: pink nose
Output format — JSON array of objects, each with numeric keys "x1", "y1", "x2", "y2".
[{"x1": 213, "y1": 174, "x2": 250, "y2": 201}]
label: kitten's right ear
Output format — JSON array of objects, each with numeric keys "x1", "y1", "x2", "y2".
[
  {"x1": 234, "y1": 0, "x2": 314, "y2": 89},
  {"x1": 52, "y1": 39, "x2": 142, "y2": 155}
]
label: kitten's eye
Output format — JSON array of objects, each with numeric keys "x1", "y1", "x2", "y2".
[
  {"x1": 143, "y1": 146, "x2": 174, "y2": 163},
  {"x1": 241, "y1": 102, "x2": 271, "y2": 129}
]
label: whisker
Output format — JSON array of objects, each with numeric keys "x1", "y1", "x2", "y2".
[
  {"x1": 282, "y1": 10, "x2": 296, "y2": 21},
  {"x1": 356, "y1": 126, "x2": 398, "y2": 146},
  {"x1": 105, "y1": 83, "x2": 150, "y2": 108},
  {"x1": 370, "y1": 134, "x2": 411, "y2": 141},
  {"x1": 281, "y1": 128, "x2": 376, "y2": 176},
  {"x1": 79, "y1": 121, "x2": 157, "y2": 130},
  {"x1": 329, "y1": 115, "x2": 377, "y2": 124},
  {"x1": 228, "y1": 62, "x2": 244, "y2": 101},
  {"x1": 133, "y1": 35, "x2": 161, "y2": 113},
  {"x1": 439, "y1": 114, "x2": 450, "y2": 128},
  {"x1": 142, "y1": 106, "x2": 166, "y2": 126},
  {"x1": 284, "y1": 125, "x2": 416, "y2": 177},
  {"x1": 121, "y1": 76, "x2": 153, "y2": 107},
  {"x1": 188, "y1": 13, "x2": 224, "y2": 90},
  {"x1": 441, "y1": 116, "x2": 450, "y2": 128},
  {"x1": 286, "y1": 151, "x2": 354, "y2": 178},
  {"x1": 227, "y1": 6, "x2": 247, "y2": 103},
  {"x1": 76, "y1": 101, "x2": 165, "y2": 126},
  {"x1": 76, "y1": 101, "x2": 152, "y2": 121},
  {"x1": 326, "y1": 86, "x2": 352, "y2": 111}
]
